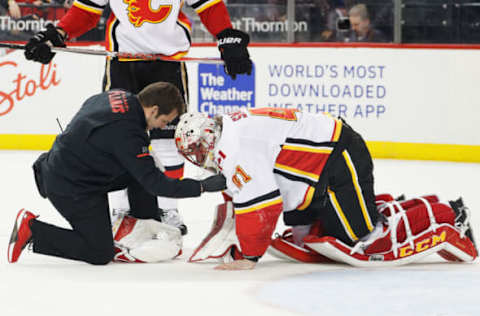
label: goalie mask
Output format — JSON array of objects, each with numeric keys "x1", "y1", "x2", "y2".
[{"x1": 175, "y1": 112, "x2": 221, "y2": 173}]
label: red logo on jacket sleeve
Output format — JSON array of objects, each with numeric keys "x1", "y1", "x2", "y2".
[
  {"x1": 124, "y1": 0, "x2": 172, "y2": 27},
  {"x1": 108, "y1": 90, "x2": 129, "y2": 113}
]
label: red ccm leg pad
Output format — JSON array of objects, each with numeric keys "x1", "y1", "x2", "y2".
[
  {"x1": 305, "y1": 197, "x2": 477, "y2": 267},
  {"x1": 305, "y1": 225, "x2": 477, "y2": 267},
  {"x1": 267, "y1": 229, "x2": 333, "y2": 263}
]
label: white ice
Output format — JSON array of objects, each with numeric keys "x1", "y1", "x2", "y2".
[{"x1": 1, "y1": 151, "x2": 479, "y2": 316}]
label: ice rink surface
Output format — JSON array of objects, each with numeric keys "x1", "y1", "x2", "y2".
[{"x1": 1, "y1": 151, "x2": 479, "y2": 316}]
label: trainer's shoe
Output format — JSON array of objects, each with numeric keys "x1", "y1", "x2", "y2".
[
  {"x1": 450, "y1": 197, "x2": 477, "y2": 252},
  {"x1": 7, "y1": 209, "x2": 38, "y2": 263},
  {"x1": 157, "y1": 208, "x2": 188, "y2": 236}
]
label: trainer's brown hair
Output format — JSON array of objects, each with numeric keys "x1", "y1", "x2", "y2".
[{"x1": 138, "y1": 82, "x2": 186, "y2": 117}]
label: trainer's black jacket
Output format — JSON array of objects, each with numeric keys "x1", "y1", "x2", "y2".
[{"x1": 37, "y1": 89, "x2": 201, "y2": 198}]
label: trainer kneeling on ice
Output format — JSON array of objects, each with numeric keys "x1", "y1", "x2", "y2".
[
  {"x1": 8, "y1": 82, "x2": 226, "y2": 265},
  {"x1": 174, "y1": 109, "x2": 477, "y2": 270}
]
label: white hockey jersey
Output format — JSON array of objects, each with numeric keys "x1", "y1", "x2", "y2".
[
  {"x1": 215, "y1": 108, "x2": 343, "y2": 216},
  {"x1": 72, "y1": 0, "x2": 219, "y2": 55}
]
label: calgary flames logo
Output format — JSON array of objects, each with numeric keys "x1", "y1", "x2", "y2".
[{"x1": 124, "y1": 0, "x2": 172, "y2": 27}]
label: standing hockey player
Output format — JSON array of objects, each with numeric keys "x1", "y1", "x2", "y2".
[
  {"x1": 23, "y1": 0, "x2": 252, "y2": 234},
  {"x1": 7, "y1": 82, "x2": 226, "y2": 265},
  {"x1": 175, "y1": 108, "x2": 378, "y2": 270}
]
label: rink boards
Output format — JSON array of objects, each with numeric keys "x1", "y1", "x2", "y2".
[{"x1": 0, "y1": 44, "x2": 479, "y2": 162}]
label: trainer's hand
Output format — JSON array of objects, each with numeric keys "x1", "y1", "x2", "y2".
[
  {"x1": 25, "y1": 24, "x2": 66, "y2": 64},
  {"x1": 200, "y1": 174, "x2": 227, "y2": 193},
  {"x1": 217, "y1": 28, "x2": 252, "y2": 80},
  {"x1": 215, "y1": 259, "x2": 256, "y2": 270}
]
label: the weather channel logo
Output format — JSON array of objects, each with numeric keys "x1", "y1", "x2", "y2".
[{"x1": 198, "y1": 64, "x2": 255, "y2": 115}]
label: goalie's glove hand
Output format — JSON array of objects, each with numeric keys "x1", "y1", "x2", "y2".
[
  {"x1": 25, "y1": 23, "x2": 66, "y2": 64},
  {"x1": 217, "y1": 28, "x2": 252, "y2": 80},
  {"x1": 200, "y1": 174, "x2": 227, "y2": 193}
]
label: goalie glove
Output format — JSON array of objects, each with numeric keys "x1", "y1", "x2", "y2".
[
  {"x1": 25, "y1": 23, "x2": 66, "y2": 64},
  {"x1": 217, "y1": 28, "x2": 253, "y2": 80},
  {"x1": 189, "y1": 201, "x2": 240, "y2": 262}
]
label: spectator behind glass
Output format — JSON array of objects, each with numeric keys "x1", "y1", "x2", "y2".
[
  {"x1": 1, "y1": 0, "x2": 21, "y2": 19},
  {"x1": 0, "y1": 1, "x2": 7, "y2": 43},
  {"x1": 0, "y1": 0, "x2": 71, "y2": 41},
  {"x1": 15, "y1": 0, "x2": 70, "y2": 21},
  {"x1": 0, "y1": 0, "x2": 27, "y2": 41},
  {"x1": 313, "y1": 0, "x2": 359, "y2": 42},
  {"x1": 321, "y1": 0, "x2": 348, "y2": 41},
  {"x1": 226, "y1": 0, "x2": 285, "y2": 42},
  {"x1": 345, "y1": 3, "x2": 387, "y2": 42}
]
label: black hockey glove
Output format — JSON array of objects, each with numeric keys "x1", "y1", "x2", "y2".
[
  {"x1": 25, "y1": 23, "x2": 66, "y2": 64},
  {"x1": 217, "y1": 28, "x2": 252, "y2": 80},
  {"x1": 200, "y1": 174, "x2": 227, "y2": 193}
]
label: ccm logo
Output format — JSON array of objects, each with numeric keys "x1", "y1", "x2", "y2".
[
  {"x1": 398, "y1": 231, "x2": 446, "y2": 258},
  {"x1": 219, "y1": 37, "x2": 242, "y2": 45}
]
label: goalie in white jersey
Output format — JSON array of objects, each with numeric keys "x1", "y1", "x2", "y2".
[
  {"x1": 175, "y1": 109, "x2": 478, "y2": 269},
  {"x1": 175, "y1": 108, "x2": 379, "y2": 269}
]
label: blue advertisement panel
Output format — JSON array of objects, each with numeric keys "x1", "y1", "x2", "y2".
[{"x1": 197, "y1": 64, "x2": 255, "y2": 115}]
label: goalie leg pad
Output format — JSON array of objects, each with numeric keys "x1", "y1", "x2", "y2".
[
  {"x1": 377, "y1": 195, "x2": 440, "y2": 217},
  {"x1": 128, "y1": 234, "x2": 181, "y2": 262},
  {"x1": 375, "y1": 193, "x2": 394, "y2": 208},
  {"x1": 305, "y1": 224, "x2": 476, "y2": 267},
  {"x1": 319, "y1": 194, "x2": 477, "y2": 266},
  {"x1": 113, "y1": 215, "x2": 182, "y2": 263},
  {"x1": 267, "y1": 229, "x2": 332, "y2": 263},
  {"x1": 365, "y1": 201, "x2": 455, "y2": 255}
]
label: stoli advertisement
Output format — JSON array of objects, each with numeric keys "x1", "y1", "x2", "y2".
[
  {"x1": 0, "y1": 48, "x2": 104, "y2": 134},
  {"x1": 0, "y1": 60, "x2": 61, "y2": 117}
]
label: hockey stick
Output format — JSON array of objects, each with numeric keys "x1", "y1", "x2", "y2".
[{"x1": 0, "y1": 43, "x2": 224, "y2": 64}]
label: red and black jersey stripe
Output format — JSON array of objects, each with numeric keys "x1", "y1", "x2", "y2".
[{"x1": 234, "y1": 190, "x2": 282, "y2": 215}]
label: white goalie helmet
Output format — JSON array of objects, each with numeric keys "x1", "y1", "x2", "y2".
[{"x1": 175, "y1": 112, "x2": 222, "y2": 173}]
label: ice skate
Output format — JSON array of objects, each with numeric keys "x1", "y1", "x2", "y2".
[
  {"x1": 157, "y1": 208, "x2": 188, "y2": 236},
  {"x1": 7, "y1": 209, "x2": 38, "y2": 263},
  {"x1": 449, "y1": 197, "x2": 477, "y2": 252}
]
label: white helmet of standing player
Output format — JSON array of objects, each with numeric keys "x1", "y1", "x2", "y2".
[{"x1": 175, "y1": 112, "x2": 222, "y2": 173}]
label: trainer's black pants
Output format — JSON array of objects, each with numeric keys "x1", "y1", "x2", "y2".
[
  {"x1": 284, "y1": 125, "x2": 378, "y2": 246},
  {"x1": 30, "y1": 193, "x2": 114, "y2": 265}
]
